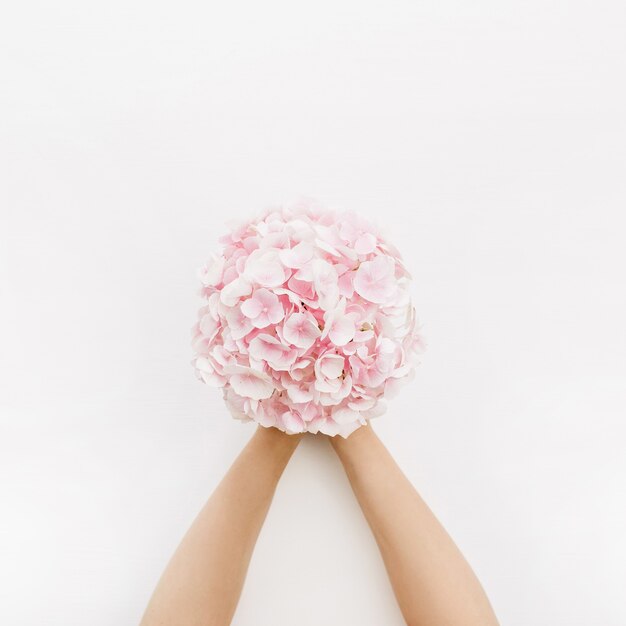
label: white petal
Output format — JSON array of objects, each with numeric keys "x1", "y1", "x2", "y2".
[
  {"x1": 333, "y1": 406, "x2": 361, "y2": 425},
  {"x1": 198, "y1": 254, "x2": 225, "y2": 286},
  {"x1": 320, "y1": 354, "x2": 344, "y2": 379},
  {"x1": 329, "y1": 317, "x2": 355, "y2": 346},
  {"x1": 229, "y1": 372, "x2": 275, "y2": 400},
  {"x1": 282, "y1": 410, "x2": 305, "y2": 433},
  {"x1": 220, "y1": 276, "x2": 252, "y2": 306},
  {"x1": 314, "y1": 237, "x2": 342, "y2": 256},
  {"x1": 361, "y1": 399, "x2": 387, "y2": 419},
  {"x1": 335, "y1": 419, "x2": 366, "y2": 438},
  {"x1": 286, "y1": 385, "x2": 314, "y2": 403},
  {"x1": 279, "y1": 241, "x2": 314, "y2": 268}
]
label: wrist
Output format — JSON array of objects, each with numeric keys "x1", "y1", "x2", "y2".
[
  {"x1": 329, "y1": 423, "x2": 388, "y2": 479},
  {"x1": 329, "y1": 422, "x2": 376, "y2": 454},
  {"x1": 253, "y1": 424, "x2": 304, "y2": 453}
]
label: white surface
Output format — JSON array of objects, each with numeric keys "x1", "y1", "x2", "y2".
[{"x1": 2, "y1": 1, "x2": 626, "y2": 624}]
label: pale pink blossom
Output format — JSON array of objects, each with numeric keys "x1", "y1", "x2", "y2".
[
  {"x1": 339, "y1": 211, "x2": 379, "y2": 255},
  {"x1": 279, "y1": 241, "x2": 314, "y2": 269},
  {"x1": 282, "y1": 311, "x2": 321, "y2": 349},
  {"x1": 332, "y1": 405, "x2": 362, "y2": 425},
  {"x1": 220, "y1": 275, "x2": 252, "y2": 306},
  {"x1": 310, "y1": 258, "x2": 340, "y2": 310},
  {"x1": 194, "y1": 356, "x2": 227, "y2": 387},
  {"x1": 223, "y1": 305, "x2": 254, "y2": 340},
  {"x1": 199, "y1": 312, "x2": 220, "y2": 340},
  {"x1": 191, "y1": 201, "x2": 425, "y2": 437},
  {"x1": 353, "y1": 255, "x2": 397, "y2": 304},
  {"x1": 338, "y1": 269, "x2": 355, "y2": 298},
  {"x1": 224, "y1": 363, "x2": 275, "y2": 400},
  {"x1": 284, "y1": 382, "x2": 314, "y2": 403},
  {"x1": 197, "y1": 253, "x2": 225, "y2": 287},
  {"x1": 354, "y1": 255, "x2": 397, "y2": 304},
  {"x1": 320, "y1": 296, "x2": 358, "y2": 346},
  {"x1": 240, "y1": 288, "x2": 284, "y2": 328},
  {"x1": 314, "y1": 351, "x2": 346, "y2": 393},
  {"x1": 287, "y1": 275, "x2": 316, "y2": 301},
  {"x1": 281, "y1": 409, "x2": 306, "y2": 433},
  {"x1": 243, "y1": 249, "x2": 286, "y2": 287},
  {"x1": 248, "y1": 333, "x2": 299, "y2": 371}
]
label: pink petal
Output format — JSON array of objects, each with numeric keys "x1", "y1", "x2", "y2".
[
  {"x1": 287, "y1": 276, "x2": 316, "y2": 300},
  {"x1": 279, "y1": 241, "x2": 314, "y2": 269},
  {"x1": 224, "y1": 307, "x2": 254, "y2": 340},
  {"x1": 199, "y1": 313, "x2": 219, "y2": 338},
  {"x1": 247, "y1": 260, "x2": 285, "y2": 287},
  {"x1": 241, "y1": 288, "x2": 284, "y2": 328},
  {"x1": 338, "y1": 270, "x2": 355, "y2": 298},
  {"x1": 328, "y1": 317, "x2": 355, "y2": 346},
  {"x1": 230, "y1": 372, "x2": 274, "y2": 400},
  {"x1": 353, "y1": 256, "x2": 396, "y2": 304},
  {"x1": 223, "y1": 387, "x2": 251, "y2": 421},
  {"x1": 320, "y1": 354, "x2": 344, "y2": 379},
  {"x1": 248, "y1": 333, "x2": 298, "y2": 370},
  {"x1": 283, "y1": 312, "x2": 321, "y2": 349},
  {"x1": 224, "y1": 364, "x2": 275, "y2": 400},
  {"x1": 220, "y1": 276, "x2": 252, "y2": 306},
  {"x1": 194, "y1": 356, "x2": 227, "y2": 387},
  {"x1": 332, "y1": 406, "x2": 361, "y2": 425},
  {"x1": 241, "y1": 297, "x2": 263, "y2": 319},
  {"x1": 354, "y1": 232, "x2": 377, "y2": 255},
  {"x1": 285, "y1": 384, "x2": 314, "y2": 403},
  {"x1": 197, "y1": 253, "x2": 225, "y2": 286},
  {"x1": 281, "y1": 410, "x2": 306, "y2": 433}
]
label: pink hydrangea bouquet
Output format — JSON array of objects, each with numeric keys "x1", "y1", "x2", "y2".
[{"x1": 191, "y1": 201, "x2": 425, "y2": 438}]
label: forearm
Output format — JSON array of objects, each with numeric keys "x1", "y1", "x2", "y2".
[
  {"x1": 330, "y1": 425, "x2": 499, "y2": 626},
  {"x1": 140, "y1": 426, "x2": 302, "y2": 626}
]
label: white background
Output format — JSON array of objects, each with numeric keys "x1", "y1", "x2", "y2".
[{"x1": 1, "y1": 1, "x2": 625, "y2": 625}]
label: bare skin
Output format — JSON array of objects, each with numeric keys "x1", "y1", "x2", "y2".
[
  {"x1": 139, "y1": 423, "x2": 499, "y2": 626},
  {"x1": 329, "y1": 423, "x2": 500, "y2": 626},
  {"x1": 139, "y1": 425, "x2": 302, "y2": 626}
]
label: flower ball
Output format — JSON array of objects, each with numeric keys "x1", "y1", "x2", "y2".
[{"x1": 191, "y1": 201, "x2": 425, "y2": 438}]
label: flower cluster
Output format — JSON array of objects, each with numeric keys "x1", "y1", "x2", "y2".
[{"x1": 191, "y1": 201, "x2": 425, "y2": 437}]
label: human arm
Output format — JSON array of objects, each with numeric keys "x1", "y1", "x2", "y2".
[
  {"x1": 140, "y1": 425, "x2": 302, "y2": 626},
  {"x1": 329, "y1": 424, "x2": 499, "y2": 626}
]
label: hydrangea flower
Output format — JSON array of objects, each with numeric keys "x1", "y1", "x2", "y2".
[{"x1": 191, "y1": 201, "x2": 426, "y2": 438}]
